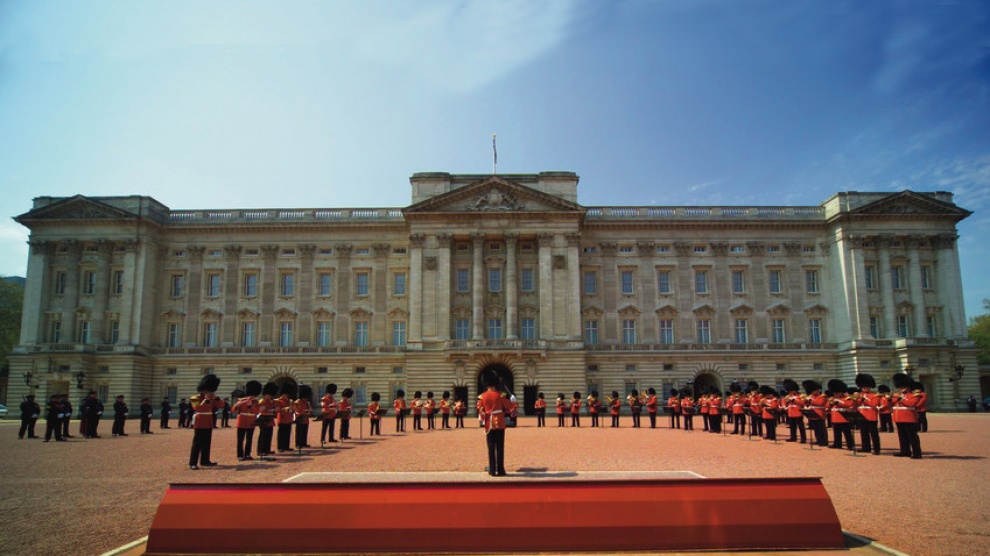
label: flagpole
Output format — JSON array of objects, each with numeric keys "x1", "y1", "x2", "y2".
[{"x1": 492, "y1": 133, "x2": 497, "y2": 175}]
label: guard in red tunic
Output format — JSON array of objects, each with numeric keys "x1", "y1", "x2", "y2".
[
  {"x1": 368, "y1": 392, "x2": 382, "y2": 436},
  {"x1": 555, "y1": 393, "x2": 566, "y2": 427},
  {"x1": 645, "y1": 388, "x2": 659, "y2": 429},
  {"x1": 232, "y1": 380, "x2": 262, "y2": 461},
  {"x1": 729, "y1": 383, "x2": 746, "y2": 434},
  {"x1": 855, "y1": 373, "x2": 883, "y2": 455},
  {"x1": 188, "y1": 374, "x2": 220, "y2": 470},
  {"x1": 320, "y1": 383, "x2": 338, "y2": 444},
  {"x1": 338, "y1": 388, "x2": 353, "y2": 440},
  {"x1": 827, "y1": 379, "x2": 855, "y2": 450},
  {"x1": 680, "y1": 389, "x2": 695, "y2": 431},
  {"x1": 440, "y1": 391, "x2": 453, "y2": 429},
  {"x1": 256, "y1": 383, "x2": 278, "y2": 458},
  {"x1": 534, "y1": 392, "x2": 547, "y2": 427},
  {"x1": 914, "y1": 383, "x2": 928, "y2": 433},
  {"x1": 293, "y1": 385, "x2": 313, "y2": 449},
  {"x1": 628, "y1": 390, "x2": 642, "y2": 428},
  {"x1": 393, "y1": 389, "x2": 407, "y2": 433},
  {"x1": 891, "y1": 373, "x2": 922, "y2": 458},
  {"x1": 609, "y1": 391, "x2": 621, "y2": 427},
  {"x1": 587, "y1": 391, "x2": 600, "y2": 427},
  {"x1": 782, "y1": 379, "x2": 806, "y2": 443},
  {"x1": 759, "y1": 386, "x2": 780, "y2": 440},
  {"x1": 707, "y1": 388, "x2": 722, "y2": 433},
  {"x1": 802, "y1": 380, "x2": 828, "y2": 446},
  {"x1": 570, "y1": 392, "x2": 582, "y2": 427},
  {"x1": 425, "y1": 391, "x2": 437, "y2": 430},
  {"x1": 877, "y1": 384, "x2": 894, "y2": 432},
  {"x1": 746, "y1": 382, "x2": 762, "y2": 437},
  {"x1": 667, "y1": 390, "x2": 681, "y2": 429},
  {"x1": 275, "y1": 382, "x2": 296, "y2": 452},
  {"x1": 480, "y1": 371, "x2": 513, "y2": 477},
  {"x1": 411, "y1": 391, "x2": 424, "y2": 431},
  {"x1": 454, "y1": 397, "x2": 466, "y2": 428}
]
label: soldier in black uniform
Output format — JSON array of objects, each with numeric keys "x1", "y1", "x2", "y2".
[
  {"x1": 80, "y1": 391, "x2": 103, "y2": 438},
  {"x1": 61, "y1": 394, "x2": 74, "y2": 438},
  {"x1": 44, "y1": 394, "x2": 65, "y2": 442},
  {"x1": 177, "y1": 398, "x2": 189, "y2": 428},
  {"x1": 112, "y1": 395, "x2": 129, "y2": 437},
  {"x1": 140, "y1": 398, "x2": 154, "y2": 434},
  {"x1": 160, "y1": 397, "x2": 172, "y2": 429},
  {"x1": 19, "y1": 395, "x2": 41, "y2": 439}
]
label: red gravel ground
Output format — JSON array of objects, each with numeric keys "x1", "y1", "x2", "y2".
[{"x1": 1, "y1": 413, "x2": 988, "y2": 556}]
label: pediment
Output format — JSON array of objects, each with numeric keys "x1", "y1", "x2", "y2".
[
  {"x1": 17, "y1": 195, "x2": 138, "y2": 222},
  {"x1": 655, "y1": 303, "x2": 679, "y2": 316},
  {"x1": 403, "y1": 176, "x2": 584, "y2": 215},
  {"x1": 849, "y1": 191, "x2": 971, "y2": 218},
  {"x1": 803, "y1": 303, "x2": 828, "y2": 315},
  {"x1": 618, "y1": 304, "x2": 641, "y2": 317},
  {"x1": 729, "y1": 302, "x2": 754, "y2": 315},
  {"x1": 692, "y1": 303, "x2": 716, "y2": 315}
]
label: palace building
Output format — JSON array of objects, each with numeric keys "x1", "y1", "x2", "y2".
[{"x1": 9, "y1": 172, "x2": 980, "y2": 414}]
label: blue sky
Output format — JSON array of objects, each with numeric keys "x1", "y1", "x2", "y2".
[{"x1": 1, "y1": 1, "x2": 988, "y2": 318}]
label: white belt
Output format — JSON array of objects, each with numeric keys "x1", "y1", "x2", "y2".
[
  {"x1": 489, "y1": 409, "x2": 503, "y2": 415},
  {"x1": 892, "y1": 407, "x2": 916, "y2": 411}
]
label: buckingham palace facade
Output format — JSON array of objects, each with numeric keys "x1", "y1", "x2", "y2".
[{"x1": 9, "y1": 172, "x2": 980, "y2": 413}]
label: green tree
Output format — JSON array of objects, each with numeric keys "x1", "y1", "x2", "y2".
[
  {"x1": 0, "y1": 278, "x2": 25, "y2": 374},
  {"x1": 968, "y1": 298, "x2": 990, "y2": 365}
]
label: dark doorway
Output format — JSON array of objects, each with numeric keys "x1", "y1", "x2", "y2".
[
  {"x1": 272, "y1": 376, "x2": 298, "y2": 396},
  {"x1": 477, "y1": 364, "x2": 515, "y2": 400},
  {"x1": 453, "y1": 386, "x2": 469, "y2": 413},
  {"x1": 692, "y1": 373, "x2": 721, "y2": 399},
  {"x1": 523, "y1": 385, "x2": 539, "y2": 416}
]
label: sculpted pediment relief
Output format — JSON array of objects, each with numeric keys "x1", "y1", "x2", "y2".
[
  {"x1": 851, "y1": 191, "x2": 970, "y2": 217},
  {"x1": 403, "y1": 176, "x2": 583, "y2": 215},
  {"x1": 17, "y1": 195, "x2": 137, "y2": 222}
]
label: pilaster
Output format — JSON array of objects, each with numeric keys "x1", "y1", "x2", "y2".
[
  {"x1": 538, "y1": 233, "x2": 554, "y2": 340},
  {"x1": 505, "y1": 233, "x2": 518, "y2": 339},
  {"x1": 471, "y1": 233, "x2": 485, "y2": 340}
]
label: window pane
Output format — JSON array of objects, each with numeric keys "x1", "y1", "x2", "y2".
[
  {"x1": 659, "y1": 319, "x2": 674, "y2": 343},
  {"x1": 354, "y1": 322, "x2": 368, "y2": 346},
  {"x1": 584, "y1": 320, "x2": 598, "y2": 344},
  {"x1": 621, "y1": 271, "x2": 634, "y2": 294},
  {"x1": 244, "y1": 274, "x2": 257, "y2": 297},
  {"x1": 281, "y1": 273, "x2": 295, "y2": 296},
  {"x1": 622, "y1": 320, "x2": 636, "y2": 344},
  {"x1": 805, "y1": 270, "x2": 818, "y2": 293},
  {"x1": 695, "y1": 270, "x2": 708, "y2": 294},
  {"x1": 242, "y1": 322, "x2": 256, "y2": 347},
  {"x1": 455, "y1": 319, "x2": 470, "y2": 340},
  {"x1": 731, "y1": 270, "x2": 745, "y2": 294},
  {"x1": 696, "y1": 320, "x2": 710, "y2": 344},
  {"x1": 488, "y1": 268, "x2": 502, "y2": 292},
  {"x1": 658, "y1": 270, "x2": 670, "y2": 294},
  {"x1": 769, "y1": 270, "x2": 781, "y2": 294},
  {"x1": 356, "y1": 273, "x2": 369, "y2": 295},
  {"x1": 393, "y1": 273, "x2": 406, "y2": 295},
  {"x1": 392, "y1": 321, "x2": 406, "y2": 346},
  {"x1": 583, "y1": 272, "x2": 597, "y2": 295},
  {"x1": 319, "y1": 273, "x2": 332, "y2": 296},
  {"x1": 520, "y1": 318, "x2": 535, "y2": 340},
  {"x1": 456, "y1": 269, "x2": 470, "y2": 292},
  {"x1": 488, "y1": 319, "x2": 503, "y2": 339},
  {"x1": 520, "y1": 269, "x2": 534, "y2": 292},
  {"x1": 317, "y1": 322, "x2": 332, "y2": 346}
]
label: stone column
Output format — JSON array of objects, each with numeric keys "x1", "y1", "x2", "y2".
[
  {"x1": 538, "y1": 233, "x2": 555, "y2": 340},
  {"x1": 298, "y1": 244, "x2": 315, "y2": 344},
  {"x1": 839, "y1": 236, "x2": 870, "y2": 340},
  {"x1": 934, "y1": 234, "x2": 965, "y2": 338},
  {"x1": 712, "y1": 242, "x2": 731, "y2": 341},
  {"x1": 90, "y1": 240, "x2": 112, "y2": 344},
  {"x1": 505, "y1": 233, "x2": 518, "y2": 339},
  {"x1": 222, "y1": 245, "x2": 241, "y2": 345},
  {"x1": 334, "y1": 245, "x2": 352, "y2": 345},
  {"x1": 472, "y1": 233, "x2": 485, "y2": 340},
  {"x1": 63, "y1": 240, "x2": 82, "y2": 339},
  {"x1": 185, "y1": 246, "x2": 206, "y2": 345},
  {"x1": 373, "y1": 243, "x2": 390, "y2": 344},
  {"x1": 907, "y1": 236, "x2": 927, "y2": 337},
  {"x1": 567, "y1": 234, "x2": 583, "y2": 340},
  {"x1": 877, "y1": 237, "x2": 897, "y2": 338},
  {"x1": 746, "y1": 242, "x2": 766, "y2": 340},
  {"x1": 260, "y1": 245, "x2": 279, "y2": 345},
  {"x1": 20, "y1": 240, "x2": 52, "y2": 345},
  {"x1": 408, "y1": 234, "x2": 424, "y2": 344},
  {"x1": 116, "y1": 240, "x2": 138, "y2": 345},
  {"x1": 436, "y1": 234, "x2": 452, "y2": 341},
  {"x1": 674, "y1": 242, "x2": 693, "y2": 342}
]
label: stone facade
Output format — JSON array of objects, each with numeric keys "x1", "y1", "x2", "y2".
[{"x1": 9, "y1": 172, "x2": 981, "y2": 414}]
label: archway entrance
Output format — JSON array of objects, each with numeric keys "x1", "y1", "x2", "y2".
[
  {"x1": 272, "y1": 375, "x2": 298, "y2": 396},
  {"x1": 476, "y1": 364, "x2": 515, "y2": 400},
  {"x1": 692, "y1": 373, "x2": 721, "y2": 399}
]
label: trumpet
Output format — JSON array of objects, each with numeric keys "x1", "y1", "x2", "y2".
[{"x1": 604, "y1": 395, "x2": 614, "y2": 404}]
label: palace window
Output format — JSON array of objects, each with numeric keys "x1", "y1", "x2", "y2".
[
  {"x1": 891, "y1": 266, "x2": 905, "y2": 290},
  {"x1": 622, "y1": 319, "x2": 637, "y2": 344},
  {"x1": 112, "y1": 270, "x2": 124, "y2": 295},
  {"x1": 869, "y1": 316, "x2": 880, "y2": 339},
  {"x1": 456, "y1": 269, "x2": 470, "y2": 293},
  {"x1": 621, "y1": 271, "x2": 634, "y2": 294},
  {"x1": 768, "y1": 270, "x2": 782, "y2": 294},
  {"x1": 808, "y1": 319, "x2": 822, "y2": 343},
  {"x1": 393, "y1": 272, "x2": 407, "y2": 296},
  {"x1": 805, "y1": 269, "x2": 819, "y2": 293},
  {"x1": 488, "y1": 319, "x2": 503, "y2": 339},
  {"x1": 658, "y1": 270, "x2": 671, "y2": 294},
  {"x1": 583, "y1": 271, "x2": 597, "y2": 295},
  {"x1": 82, "y1": 270, "x2": 96, "y2": 295},
  {"x1": 356, "y1": 272, "x2": 369, "y2": 296},
  {"x1": 170, "y1": 274, "x2": 184, "y2": 298},
  {"x1": 864, "y1": 265, "x2": 876, "y2": 290},
  {"x1": 318, "y1": 272, "x2": 333, "y2": 296},
  {"x1": 583, "y1": 320, "x2": 599, "y2": 345},
  {"x1": 520, "y1": 269, "x2": 534, "y2": 292},
  {"x1": 206, "y1": 273, "x2": 221, "y2": 298},
  {"x1": 317, "y1": 321, "x2": 332, "y2": 347},
  {"x1": 455, "y1": 319, "x2": 470, "y2": 340},
  {"x1": 696, "y1": 319, "x2": 711, "y2": 344},
  {"x1": 695, "y1": 270, "x2": 709, "y2": 294},
  {"x1": 926, "y1": 315, "x2": 937, "y2": 337},
  {"x1": 48, "y1": 315, "x2": 62, "y2": 343},
  {"x1": 392, "y1": 321, "x2": 407, "y2": 346},
  {"x1": 520, "y1": 318, "x2": 535, "y2": 340},
  {"x1": 488, "y1": 268, "x2": 502, "y2": 293},
  {"x1": 731, "y1": 270, "x2": 746, "y2": 294},
  {"x1": 921, "y1": 265, "x2": 932, "y2": 289},
  {"x1": 354, "y1": 321, "x2": 368, "y2": 346},
  {"x1": 241, "y1": 322, "x2": 256, "y2": 347},
  {"x1": 771, "y1": 319, "x2": 786, "y2": 343},
  {"x1": 166, "y1": 323, "x2": 181, "y2": 348},
  {"x1": 243, "y1": 273, "x2": 258, "y2": 297},
  {"x1": 279, "y1": 321, "x2": 294, "y2": 347},
  {"x1": 54, "y1": 271, "x2": 66, "y2": 295},
  {"x1": 280, "y1": 272, "x2": 295, "y2": 297},
  {"x1": 203, "y1": 322, "x2": 218, "y2": 347},
  {"x1": 897, "y1": 315, "x2": 909, "y2": 337},
  {"x1": 734, "y1": 319, "x2": 749, "y2": 343},
  {"x1": 659, "y1": 319, "x2": 674, "y2": 344},
  {"x1": 109, "y1": 320, "x2": 120, "y2": 345}
]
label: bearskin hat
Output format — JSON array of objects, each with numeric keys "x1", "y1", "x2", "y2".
[
  {"x1": 197, "y1": 374, "x2": 221, "y2": 393},
  {"x1": 855, "y1": 373, "x2": 877, "y2": 389},
  {"x1": 878, "y1": 384, "x2": 891, "y2": 394},
  {"x1": 427, "y1": 391, "x2": 434, "y2": 399},
  {"x1": 244, "y1": 380, "x2": 263, "y2": 397},
  {"x1": 782, "y1": 379, "x2": 799, "y2": 393},
  {"x1": 482, "y1": 371, "x2": 500, "y2": 388},
  {"x1": 913, "y1": 382, "x2": 925, "y2": 392},
  {"x1": 279, "y1": 382, "x2": 297, "y2": 398},
  {"x1": 710, "y1": 387, "x2": 721, "y2": 396},
  {"x1": 679, "y1": 388, "x2": 692, "y2": 398},
  {"x1": 802, "y1": 379, "x2": 821, "y2": 395},
  {"x1": 371, "y1": 392, "x2": 381, "y2": 402},
  {"x1": 591, "y1": 390, "x2": 599, "y2": 398},
  {"x1": 630, "y1": 389, "x2": 639, "y2": 397},
  {"x1": 298, "y1": 385, "x2": 313, "y2": 400},
  {"x1": 557, "y1": 393, "x2": 565, "y2": 400},
  {"x1": 647, "y1": 387, "x2": 656, "y2": 395},
  {"x1": 891, "y1": 373, "x2": 912, "y2": 390},
  {"x1": 341, "y1": 388, "x2": 354, "y2": 398},
  {"x1": 262, "y1": 382, "x2": 279, "y2": 397},
  {"x1": 396, "y1": 389, "x2": 405, "y2": 398},
  {"x1": 759, "y1": 385, "x2": 776, "y2": 397},
  {"x1": 326, "y1": 383, "x2": 338, "y2": 395},
  {"x1": 538, "y1": 392, "x2": 545, "y2": 399},
  {"x1": 847, "y1": 387, "x2": 859, "y2": 395},
  {"x1": 230, "y1": 388, "x2": 246, "y2": 399},
  {"x1": 573, "y1": 391, "x2": 581, "y2": 398},
  {"x1": 730, "y1": 382, "x2": 742, "y2": 393},
  {"x1": 670, "y1": 389, "x2": 680, "y2": 398},
  {"x1": 413, "y1": 391, "x2": 422, "y2": 398},
  {"x1": 826, "y1": 379, "x2": 847, "y2": 395},
  {"x1": 442, "y1": 390, "x2": 450, "y2": 399},
  {"x1": 611, "y1": 390, "x2": 620, "y2": 398},
  {"x1": 747, "y1": 381, "x2": 760, "y2": 393}
]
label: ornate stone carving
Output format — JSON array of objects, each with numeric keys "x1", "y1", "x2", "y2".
[
  {"x1": 336, "y1": 244, "x2": 353, "y2": 257},
  {"x1": 783, "y1": 243, "x2": 802, "y2": 255},
  {"x1": 298, "y1": 244, "x2": 316, "y2": 257},
  {"x1": 261, "y1": 245, "x2": 279, "y2": 259},
  {"x1": 566, "y1": 233, "x2": 582, "y2": 247},
  {"x1": 187, "y1": 245, "x2": 206, "y2": 259},
  {"x1": 673, "y1": 242, "x2": 693, "y2": 257},
  {"x1": 932, "y1": 234, "x2": 958, "y2": 250},
  {"x1": 637, "y1": 241, "x2": 656, "y2": 253},
  {"x1": 818, "y1": 241, "x2": 832, "y2": 255},
  {"x1": 709, "y1": 242, "x2": 729, "y2": 256},
  {"x1": 504, "y1": 233, "x2": 518, "y2": 245},
  {"x1": 373, "y1": 243, "x2": 390, "y2": 256},
  {"x1": 29, "y1": 240, "x2": 52, "y2": 256},
  {"x1": 471, "y1": 187, "x2": 519, "y2": 211},
  {"x1": 409, "y1": 234, "x2": 425, "y2": 248},
  {"x1": 437, "y1": 234, "x2": 452, "y2": 248},
  {"x1": 553, "y1": 255, "x2": 566, "y2": 269},
  {"x1": 539, "y1": 234, "x2": 554, "y2": 248},
  {"x1": 425, "y1": 256, "x2": 438, "y2": 270},
  {"x1": 599, "y1": 242, "x2": 617, "y2": 256},
  {"x1": 745, "y1": 241, "x2": 764, "y2": 254},
  {"x1": 223, "y1": 245, "x2": 242, "y2": 259}
]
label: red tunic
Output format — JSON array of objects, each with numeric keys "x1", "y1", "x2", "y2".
[
  {"x1": 668, "y1": 396, "x2": 682, "y2": 414},
  {"x1": 338, "y1": 398, "x2": 352, "y2": 420},
  {"x1": 368, "y1": 401, "x2": 381, "y2": 421},
  {"x1": 257, "y1": 397, "x2": 276, "y2": 427},
  {"x1": 784, "y1": 393, "x2": 804, "y2": 419},
  {"x1": 233, "y1": 396, "x2": 259, "y2": 428},
  {"x1": 570, "y1": 399, "x2": 581, "y2": 414},
  {"x1": 807, "y1": 393, "x2": 827, "y2": 420},
  {"x1": 480, "y1": 390, "x2": 513, "y2": 432},
  {"x1": 858, "y1": 391, "x2": 883, "y2": 422},
  {"x1": 891, "y1": 391, "x2": 921, "y2": 424},
  {"x1": 292, "y1": 399, "x2": 311, "y2": 424},
  {"x1": 830, "y1": 396, "x2": 855, "y2": 424},
  {"x1": 761, "y1": 397, "x2": 779, "y2": 420},
  {"x1": 191, "y1": 396, "x2": 215, "y2": 429},
  {"x1": 556, "y1": 399, "x2": 566, "y2": 415},
  {"x1": 320, "y1": 394, "x2": 337, "y2": 419},
  {"x1": 646, "y1": 395, "x2": 659, "y2": 414},
  {"x1": 275, "y1": 396, "x2": 294, "y2": 425}
]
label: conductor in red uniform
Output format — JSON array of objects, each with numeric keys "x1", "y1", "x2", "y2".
[
  {"x1": 891, "y1": 373, "x2": 922, "y2": 458},
  {"x1": 480, "y1": 371, "x2": 513, "y2": 477},
  {"x1": 855, "y1": 373, "x2": 883, "y2": 455},
  {"x1": 188, "y1": 374, "x2": 220, "y2": 470}
]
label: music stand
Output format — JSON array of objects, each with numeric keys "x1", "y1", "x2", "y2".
[
  {"x1": 800, "y1": 409, "x2": 821, "y2": 450},
  {"x1": 841, "y1": 411, "x2": 866, "y2": 457},
  {"x1": 720, "y1": 407, "x2": 730, "y2": 436}
]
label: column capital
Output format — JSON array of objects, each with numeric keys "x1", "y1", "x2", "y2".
[
  {"x1": 409, "y1": 234, "x2": 426, "y2": 248},
  {"x1": 261, "y1": 245, "x2": 279, "y2": 260},
  {"x1": 783, "y1": 242, "x2": 802, "y2": 255},
  {"x1": 566, "y1": 233, "x2": 582, "y2": 247},
  {"x1": 538, "y1": 233, "x2": 554, "y2": 247},
  {"x1": 335, "y1": 244, "x2": 353, "y2": 257},
  {"x1": 709, "y1": 242, "x2": 729, "y2": 256},
  {"x1": 187, "y1": 245, "x2": 206, "y2": 259},
  {"x1": 223, "y1": 245, "x2": 242, "y2": 260},
  {"x1": 674, "y1": 242, "x2": 692, "y2": 256},
  {"x1": 373, "y1": 243, "x2": 390, "y2": 256},
  {"x1": 29, "y1": 239, "x2": 54, "y2": 256},
  {"x1": 932, "y1": 234, "x2": 958, "y2": 250},
  {"x1": 504, "y1": 233, "x2": 519, "y2": 245},
  {"x1": 298, "y1": 244, "x2": 316, "y2": 257},
  {"x1": 437, "y1": 233, "x2": 452, "y2": 248},
  {"x1": 471, "y1": 233, "x2": 486, "y2": 245}
]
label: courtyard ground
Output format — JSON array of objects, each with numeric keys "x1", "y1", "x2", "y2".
[{"x1": 0, "y1": 413, "x2": 987, "y2": 556}]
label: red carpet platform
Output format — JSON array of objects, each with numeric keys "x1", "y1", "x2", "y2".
[{"x1": 145, "y1": 473, "x2": 844, "y2": 554}]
